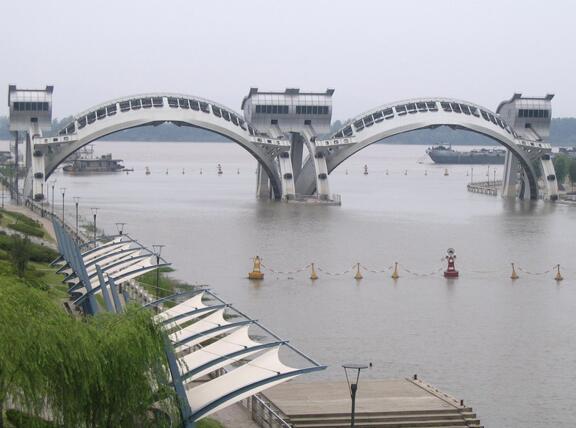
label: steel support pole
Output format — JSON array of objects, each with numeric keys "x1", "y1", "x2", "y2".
[
  {"x1": 156, "y1": 254, "x2": 160, "y2": 299},
  {"x1": 350, "y1": 384, "x2": 357, "y2": 427},
  {"x1": 14, "y1": 132, "x2": 19, "y2": 205},
  {"x1": 93, "y1": 213, "x2": 96, "y2": 242},
  {"x1": 61, "y1": 188, "x2": 66, "y2": 223},
  {"x1": 76, "y1": 202, "x2": 79, "y2": 238},
  {"x1": 51, "y1": 184, "x2": 55, "y2": 216}
]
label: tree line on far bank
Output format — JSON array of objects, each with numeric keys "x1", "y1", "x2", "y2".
[{"x1": 553, "y1": 154, "x2": 576, "y2": 191}]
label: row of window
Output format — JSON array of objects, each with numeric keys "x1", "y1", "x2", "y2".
[
  {"x1": 334, "y1": 100, "x2": 517, "y2": 139},
  {"x1": 59, "y1": 97, "x2": 257, "y2": 137},
  {"x1": 253, "y1": 105, "x2": 331, "y2": 115},
  {"x1": 295, "y1": 105, "x2": 329, "y2": 115},
  {"x1": 518, "y1": 109, "x2": 549, "y2": 118},
  {"x1": 255, "y1": 105, "x2": 289, "y2": 114},
  {"x1": 13, "y1": 101, "x2": 49, "y2": 112}
]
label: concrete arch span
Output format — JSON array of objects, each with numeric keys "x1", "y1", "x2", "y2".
[
  {"x1": 297, "y1": 98, "x2": 549, "y2": 200},
  {"x1": 31, "y1": 93, "x2": 287, "y2": 199}
]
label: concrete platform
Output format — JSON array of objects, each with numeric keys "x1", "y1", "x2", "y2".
[{"x1": 261, "y1": 378, "x2": 482, "y2": 428}]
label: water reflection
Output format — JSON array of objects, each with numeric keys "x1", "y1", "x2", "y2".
[{"x1": 48, "y1": 141, "x2": 576, "y2": 428}]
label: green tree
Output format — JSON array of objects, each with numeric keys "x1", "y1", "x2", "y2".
[
  {"x1": 0, "y1": 278, "x2": 176, "y2": 427},
  {"x1": 569, "y1": 158, "x2": 576, "y2": 191},
  {"x1": 553, "y1": 155, "x2": 570, "y2": 187},
  {"x1": 9, "y1": 235, "x2": 30, "y2": 277}
]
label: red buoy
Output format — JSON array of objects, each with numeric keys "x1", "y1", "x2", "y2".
[{"x1": 444, "y1": 248, "x2": 459, "y2": 278}]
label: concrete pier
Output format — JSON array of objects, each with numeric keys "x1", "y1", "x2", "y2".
[{"x1": 261, "y1": 378, "x2": 483, "y2": 427}]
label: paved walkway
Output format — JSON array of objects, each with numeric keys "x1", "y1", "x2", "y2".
[
  {"x1": 4, "y1": 199, "x2": 57, "y2": 244},
  {"x1": 210, "y1": 402, "x2": 259, "y2": 428},
  {"x1": 263, "y1": 379, "x2": 460, "y2": 415}
]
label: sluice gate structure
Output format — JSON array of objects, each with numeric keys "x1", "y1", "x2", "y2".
[{"x1": 8, "y1": 86, "x2": 558, "y2": 203}]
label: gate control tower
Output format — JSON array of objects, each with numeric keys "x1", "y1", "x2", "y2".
[
  {"x1": 7, "y1": 85, "x2": 54, "y2": 201},
  {"x1": 241, "y1": 88, "x2": 334, "y2": 198}
]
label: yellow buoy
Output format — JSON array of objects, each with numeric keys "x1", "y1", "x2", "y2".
[
  {"x1": 354, "y1": 263, "x2": 363, "y2": 280},
  {"x1": 248, "y1": 256, "x2": 264, "y2": 280},
  {"x1": 510, "y1": 263, "x2": 519, "y2": 280},
  {"x1": 391, "y1": 262, "x2": 400, "y2": 279},
  {"x1": 554, "y1": 264, "x2": 563, "y2": 282},
  {"x1": 444, "y1": 168, "x2": 449, "y2": 176},
  {"x1": 310, "y1": 263, "x2": 319, "y2": 280}
]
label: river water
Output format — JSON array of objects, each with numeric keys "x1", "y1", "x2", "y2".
[{"x1": 37, "y1": 142, "x2": 576, "y2": 426}]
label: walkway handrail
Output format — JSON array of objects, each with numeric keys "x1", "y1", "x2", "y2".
[{"x1": 245, "y1": 393, "x2": 292, "y2": 428}]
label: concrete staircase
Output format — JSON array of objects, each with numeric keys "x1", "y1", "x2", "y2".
[{"x1": 287, "y1": 408, "x2": 483, "y2": 428}]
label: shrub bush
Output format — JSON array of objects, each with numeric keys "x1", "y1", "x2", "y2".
[{"x1": 8, "y1": 222, "x2": 44, "y2": 238}]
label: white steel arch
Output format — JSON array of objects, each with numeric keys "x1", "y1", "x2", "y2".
[
  {"x1": 31, "y1": 93, "x2": 290, "y2": 199},
  {"x1": 297, "y1": 97, "x2": 555, "y2": 200}
]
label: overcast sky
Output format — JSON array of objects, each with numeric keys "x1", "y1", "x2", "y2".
[{"x1": 1, "y1": 0, "x2": 575, "y2": 120}]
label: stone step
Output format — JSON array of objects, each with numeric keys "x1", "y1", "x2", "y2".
[
  {"x1": 292, "y1": 421, "x2": 473, "y2": 428},
  {"x1": 289, "y1": 409, "x2": 473, "y2": 419},
  {"x1": 290, "y1": 413, "x2": 471, "y2": 424}
]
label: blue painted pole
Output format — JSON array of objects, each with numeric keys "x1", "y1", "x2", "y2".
[
  {"x1": 96, "y1": 265, "x2": 115, "y2": 313},
  {"x1": 107, "y1": 276, "x2": 124, "y2": 313}
]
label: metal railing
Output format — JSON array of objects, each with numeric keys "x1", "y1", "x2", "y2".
[
  {"x1": 288, "y1": 193, "x2": 341, "y2": 205},
  {"x1": 467, "y1": 180, "x2": 502, "y2": 196},
  {"x1": 242, "y1": 394, "x2": 292, "y2": 428}
]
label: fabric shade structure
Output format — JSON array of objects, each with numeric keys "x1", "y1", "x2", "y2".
[
  {"x1": 154, "y1": 291, "x2": 216, "y2": 327},
  {"x1": 52, "y1": 219, "x2": 325, "y2": 425},
  {"x1": 152, "y1": 289, "x2": 326, "y2": 426},
  {"x1": 52, "y1": 220, "x2": 170, "y2": 313}
]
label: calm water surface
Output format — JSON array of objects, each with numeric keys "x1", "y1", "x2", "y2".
[{"x1": 46, "y1": 142, "x2": 576, "y2": 427}]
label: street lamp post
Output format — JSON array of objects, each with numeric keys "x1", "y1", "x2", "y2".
[
  {"x1": 73, "y1": 197, "x2": 80, "y2": 241},
  {"x1": 40, "y1": 182, "x2": 44, "y2": 216},
  {"x1": 470, "y1": 167, "x2": 474, "y2": 184},
  {"x1": 50, "y1": 180, "x2": 56, "y2": 217},
  {"x1": 152, "y1": 244, "x2": 165, "y2": 301},
  {"x1": 115, "y1": 222, "x2": 126, "y2": 236},
  {"x1": 342, "y1": 364, "x2": 368, "y2": 427},
  {"x1": 60, "y1": 187, "x2": 66, "y2": 223},
  {"x1": 91, "y1": 207, "x2": 98, "y2": 244}
]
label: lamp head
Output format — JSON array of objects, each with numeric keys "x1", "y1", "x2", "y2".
[{"x1": 342, "y1": 363, "x2": 368, "y2": 395}]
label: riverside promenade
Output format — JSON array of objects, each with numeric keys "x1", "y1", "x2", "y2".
[{"x1": 262, "y1": 378, "x2": 483, "y2": 427}]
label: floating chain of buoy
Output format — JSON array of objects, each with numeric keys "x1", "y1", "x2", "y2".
[
  {"x1": 354, "y1": 262, "x2": 363, "y2": 280},
  {"x1": 555, "y1": 264, "x2": 563, "y2": 282},
  {"x1": 444, "y1": 248, "x2": 459, "y2": 278},
  {"x1": 249, "y1": 257, "x2": 568, "y2": 283},
  {"x1": 510, "y1": 262, "x2": 519, "y2": 280},
  {"x1": 391, "y1": 262, "x2": 400, "y2": 279},
  {"x1": 310, "y1": 263, "x2": 318, "y2": 280},
  {"x1": 248, "y1": 256, "x2": 264, "y2": 280}
]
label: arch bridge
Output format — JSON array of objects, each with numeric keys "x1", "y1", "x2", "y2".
[
  {"x1": 8, "y1": 86, "x2": 558, "y2": 203},
  {"x1": 27, "y1": 93, "x2": 292, "y2": 200},
  {"x1": 299, "y1": 97, "x2": 557, "y2": 201}
]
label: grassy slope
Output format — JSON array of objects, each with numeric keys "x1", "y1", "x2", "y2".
[{"x1": 0, "y1": 209, "x2": 53, "y2": 242}]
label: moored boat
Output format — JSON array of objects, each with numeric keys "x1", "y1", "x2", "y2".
[
  {"x1": 426, "y1": 145, "x2": 506, "y2": 164},
  {"x1": 63, "y1": 153, "x2": 125, "y2": 173}
]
